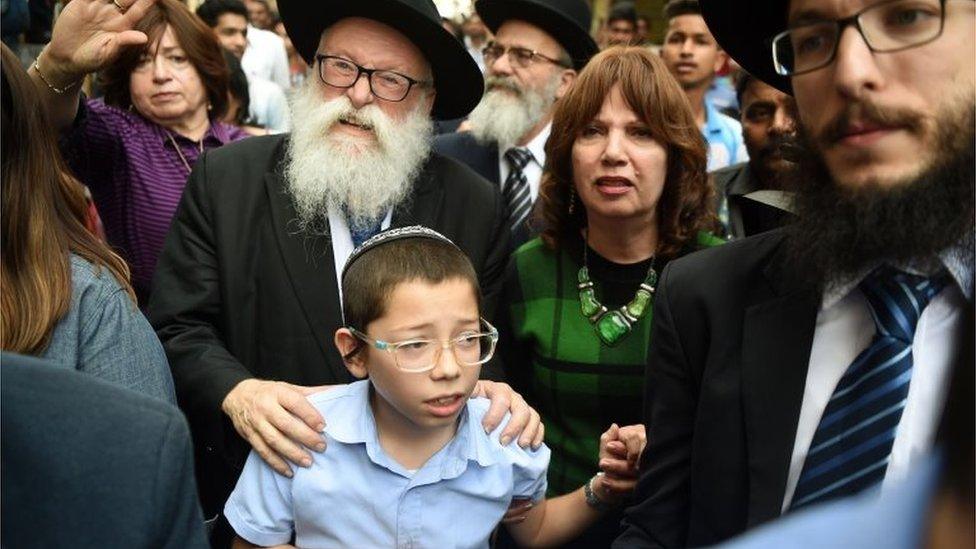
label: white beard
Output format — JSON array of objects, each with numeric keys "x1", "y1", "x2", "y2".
[
  {"x1": 466, "y1": 74, "x2": 561, "y2": 150},
  {"x1": 284, "y1": 80, "x2": 433, "y2": 232}
]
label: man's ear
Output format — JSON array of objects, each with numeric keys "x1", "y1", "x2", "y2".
[
  {"x1": 555, "y1": 69, "x2": 578, "y2": 101},
  {"x1": 713, "y1": 49, "x2": 729, "y2": 75},
  {"x1": 335, "y1": 328, "x2": 368, "y2": 379}
]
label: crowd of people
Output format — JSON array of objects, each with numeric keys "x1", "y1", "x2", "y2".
[{"x1": 0, "y1": 0, "x2": 973, "y2": 547}]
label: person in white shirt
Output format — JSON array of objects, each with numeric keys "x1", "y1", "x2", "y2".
[
  {"x1": 615, "y1": 0, "x2": 974, "y2": 546},
  {"x1": 241, "y1": 23, "x2": 290, "y2": 91},
  {"x1": 433, "y1": 0, "x2": 598, "y2": 248},
  {"x1": 197, "y1": 0, "x2": 290, "y2": 132}
]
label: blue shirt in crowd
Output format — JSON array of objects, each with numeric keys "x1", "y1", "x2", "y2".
[
  {"x1": 225, "y1": 380, "x2": 550, "y2": 548},
  {"x1": 703, "y1": 99, "x2": 748, "y2": 172}
]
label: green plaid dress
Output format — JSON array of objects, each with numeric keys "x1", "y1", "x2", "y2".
[{"x1": 498, "y1": 232, "x2": 724, "y2": 497}]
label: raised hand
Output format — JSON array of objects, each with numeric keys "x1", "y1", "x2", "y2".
[
  {"x1": 43, "y1": 0, "x2": 158, "y2": 81},
  {"x1": 596, "y1": 423, "x2": 647, "y2": 500}
]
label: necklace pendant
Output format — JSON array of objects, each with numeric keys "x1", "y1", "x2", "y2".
[{"x1": 595, "y1": 309, "x2": 632, "y2": 346}]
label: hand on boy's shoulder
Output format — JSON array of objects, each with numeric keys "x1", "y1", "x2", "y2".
[{"x1": 467, "y1": 397, "x2": 550, "y2": 460}]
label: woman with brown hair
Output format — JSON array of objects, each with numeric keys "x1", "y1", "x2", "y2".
[
  {"x1": 29, "y1": 0, "x2": 248, "y2": 304},
  {"x1": 496, "y1": 46, "x2": 724, "y2": 545},
  {"x1": 1, "y1": 44, "x2": 174, "y2": 402}
]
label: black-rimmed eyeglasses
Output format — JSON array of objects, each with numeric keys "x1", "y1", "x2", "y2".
[
  {"x1": 482, "y1": 42, "x2": 571, "y2": 69},
  {"x1": 315, "y1": 54, "x2": 431, "y2": 102},
  {"x1": 771, "y1": 0, "x2": 955, "y2": 76}
]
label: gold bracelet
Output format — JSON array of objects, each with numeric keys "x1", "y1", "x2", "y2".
[{"x1": 32, "y1": 57, "x2": 78, "y2": 95}]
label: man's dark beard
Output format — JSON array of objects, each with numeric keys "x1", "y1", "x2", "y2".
[{"x1": 785, "y1": 105, "x2": 975, "y2": 291}]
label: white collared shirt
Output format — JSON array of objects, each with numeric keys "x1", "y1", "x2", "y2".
[
  {"x1": 781, "y1": 250, "x2": 973, "y2": 512},
  {"x1": 241, "y1": 25, "x2": 290, "y2": 91},
  {"x1": 497, "y1": 122, "x2": 551, "y2": 203},
  {"x1": 327, "y1": 205, "x2": 393, "y2": 306}
]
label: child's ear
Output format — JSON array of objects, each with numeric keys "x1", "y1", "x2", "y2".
[{"x1": 335, "y1": 328, "x2": 368, "y2": 379}]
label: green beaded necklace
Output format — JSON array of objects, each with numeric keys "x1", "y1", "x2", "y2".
[{"x1": 577, "y1": 237, "x2": 658, "y2": 347}]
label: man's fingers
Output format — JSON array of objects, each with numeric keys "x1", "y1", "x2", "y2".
[
  {"x1": 296, "y1": 384, "x2": 336, "y2": 397},
  {"x1": 112, "y1": 30, "x2": 148, "y2": 48},
  {"x1": 246, "y1": 431, "x2": 293, "y2": 477},
  {"x1": 531, "y1": 421, "x2": 545, "y2": 450},
  {"x1": 121, "y1": 0, "x2": 157, "y2": 25},
  {"x1": 599, "y1": 458, "x2": 639, "y2": 478},
  {"x1": 479, "y1": 383, "x2": 511, "y2": 435},
  {"x1": 278, "y1": 385, "x2": 326, "y2": 432},
  {"x1": 600, "y1": 475, "x2": 637, "y2": 495},
  {"x1": 517, "y1": 408, "x2": 541, "y2": 449},
  {"x1": 498, "y1": 395, "x2": 528, "y2": 446},
  {"x1": 606, "y1": 440, "x2": 628, "y2": 457},
  {"x1": 254, "y1": 419, "x2": 312, "y2": 468},
  {"x1": 267, "y1": 406, "x2": 326, "y2": 453}
]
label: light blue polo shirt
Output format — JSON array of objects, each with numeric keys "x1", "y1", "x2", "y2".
[
  {"x1": 703, "y1": 99, "x2": 748, "y2": 172},
  {"x1": 225, "y1": 380, "x2": 550, "y2": 548}
]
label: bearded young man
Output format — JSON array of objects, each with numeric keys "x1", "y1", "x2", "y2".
[
  {"x1": 145, "y1": 0, "x2": 546, "y2": 544},
  {"x1": 433, "y1": 0, "x2": 597, "y2": 247},
  {"x1": 614, "y1": 0, "x2": 974, "y2": 547}
]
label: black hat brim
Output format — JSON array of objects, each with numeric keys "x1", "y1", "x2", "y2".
[
  {"x1": 700, "y1": 0, "x2": 791, "y2": 94},
  {"x1": 278, "y1": 0, "x2": 485, "y2": 120},
  {"x1": 475, "y1": 0, "x2": 598, "y2": 71}
]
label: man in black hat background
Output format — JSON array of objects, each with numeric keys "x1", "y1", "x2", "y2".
[
  {"x1": 142, "y1": 0, "x2": 545, "y2": 542},
  {"x1": 615, "y1": 0, "x2": 974, "y2": 546},
  {"x1": 433, "y1": 0, "x2": 597, "y2": 247}
]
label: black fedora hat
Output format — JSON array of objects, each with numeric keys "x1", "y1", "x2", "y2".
[
  {"x1": 278, "y1": 0, "x2": 484, "y2": 120},
  {"x1": 475, "y1": 0, "x2": 599, "y2": 70},
  {"x1": 699, "y1": 0, "x2": 791, "y2": 94}
]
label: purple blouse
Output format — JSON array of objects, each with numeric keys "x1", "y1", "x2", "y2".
[{"x1": 63, "y1": 99, "x2": 249, "y2": 303}]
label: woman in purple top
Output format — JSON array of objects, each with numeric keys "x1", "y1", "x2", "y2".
[{"x1": 30, "y1": 0, "x2": 249, "y2": 303}]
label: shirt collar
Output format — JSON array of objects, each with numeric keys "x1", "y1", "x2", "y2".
[
  {"x1": 821, "y1": 236, "x2": 975, "y2": 310},
  {"x1": 524, "y1": 122, "x2": 551, "y2": 168},
  {"x1": 324, "y1": 380, "x2": 498, "y2": 478},
  {"x1": 703, "y1": 100, "x2": 723, "y2": 136},
  {"x1": 156, "y1": 118, "x2": 235, "y2": 148}
]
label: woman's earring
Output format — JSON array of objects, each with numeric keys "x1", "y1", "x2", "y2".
[{"x1": 568, "y1": 187, "x2": 577, "y2": 215}]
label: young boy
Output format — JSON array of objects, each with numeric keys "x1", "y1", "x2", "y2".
[{"x1": 225, "y1": 227, "x2": 636, "y2": 548}]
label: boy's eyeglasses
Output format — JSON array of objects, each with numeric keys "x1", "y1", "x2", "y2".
[
  {"x1": 771, "y1": 0, "x2": 952, "y2": 76},
  {"x1": 347, "y1": 319, "x2": 499, "y2": 373}
]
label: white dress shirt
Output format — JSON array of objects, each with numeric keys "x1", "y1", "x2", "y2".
[
  {"x1": 497, "y1": 122, "x2": 550, "y2": 203},
  {"x1": 327, "y1": 205, "x2": 393, "y2": 307},
  {"x1": 781, "y1": 251, "x2": 973, "y2": 511},
  {"x1": 241, "y1": 26, "x2": 291, "y2": 91},
  {"x1": 247, "y1": 76, "x2": 290, "y2": 133}
]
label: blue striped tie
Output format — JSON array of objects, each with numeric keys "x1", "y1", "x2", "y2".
[
  {"x1": 789, "y1": 266, "x2": 947, "y2": 510},
  {"x1": 502, "y1": 147, "x2": 534, "y2": 234}
]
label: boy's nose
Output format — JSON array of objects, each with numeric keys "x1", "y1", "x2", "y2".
[{"x1": 429, "y1": 345, "x2": 461, "y2": 380}]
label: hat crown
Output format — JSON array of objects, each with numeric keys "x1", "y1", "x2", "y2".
[{"x1": 476, "y1": 0, "x2": 598, "y2": 69}]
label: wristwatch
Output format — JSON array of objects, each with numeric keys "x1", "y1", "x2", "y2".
[{"x1": 584, "y1": 472, "x2": 615, "y2": 511}]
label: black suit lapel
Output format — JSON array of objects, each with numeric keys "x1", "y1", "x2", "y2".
[
  {"x1": 488, "y1": 142, "x2": 501, "y2": 184},
  {"x1": 263, "y1": 167, "x2": 348, "y2": 383},
  {"x1": 740, "y1": 243, "x2": 820, "y2": 526},
  {"x1": 392, "y1": 157, "x2": 444, "y2": 228}
]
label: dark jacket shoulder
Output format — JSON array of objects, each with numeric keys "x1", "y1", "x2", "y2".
[{"x1": 432, "y1": 132, "x2": 499, "y2": 183}]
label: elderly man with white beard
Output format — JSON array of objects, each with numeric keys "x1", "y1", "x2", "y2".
[
  {"x1": 434, "y1": 0, "x2": 598, "y2": 248},
  {"x1": 146, "y1": 0, "x2": 546, "y2": 544}
]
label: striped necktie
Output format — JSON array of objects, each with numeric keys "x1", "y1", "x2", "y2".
[
  {"x1": 502, "y1": 147, "x2": 534, "y2": 233},
  {"x1": 789, "y1": 266, "x2": 948, "y2": 510}
]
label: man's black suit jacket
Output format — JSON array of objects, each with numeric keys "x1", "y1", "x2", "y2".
[
  {"x1": 433, "y1": 131, "x2": 537, "y2": 247},
  {"x1": 147, "y1": 134, "x2": 510, "y2": 516},
  {"x1": 614, "y1": 229, "x2": 822, "y2": 548},
  {"x1": 1, "y1": 353, "x2": 208, "y2": 548}
]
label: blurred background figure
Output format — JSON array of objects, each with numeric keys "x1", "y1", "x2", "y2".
[
  {"x1": 497, "y1": 46, "x2": 722, "y2": 548},
  {"x1": 659, "y1": 0, "x2": 745, "y2": 172},
  {"x1": 634, "y1": 14, "x2": 650, "y2": 45},
  {"x1": 441, "y1": 15, "x2": 464, "y2": 41},
  {"x1": 603, "y1": 2, "x2": 637, "y2": 47},
  {"x1": 240, "y1": 0, "x2": 290, "y2": 90},
  {"x1": 242, "y1": 0, "x2": 272, "y2": 30},
  {"x1": 461, "y1": 10, "x2": 490, "y2": 72},
  {"x1": 272, "y1": 18, "x2": 308, "y2": 88},
  {"x1": 1, "y1": 353, "x2": 208, "y2": 549},
  {"x1": 32, "y1": 0, "x2": 249, "y2": 305},
  {"x1": 711, "y1": 71, "x2": 799, "y2": 239},
  {"x1": 197, "y1": 0, "x2": 290, "y2": 132},
  {"x1": 2, "y1": 43, "x2": 175, "y2": 402}
]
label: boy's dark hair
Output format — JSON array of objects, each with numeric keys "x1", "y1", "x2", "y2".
[
  {"x1": 608, "y1": 4, "x2": 637, "y2": 25},
  {"x1": 341, "y1": 237, "x2": 481, "y2": 339},
  {"x1": 663, "y1": 0, "x2": 701, "y2": 20},
  {"x1": 195, "y1": 0, "x2": 248, "y2": 28}
]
